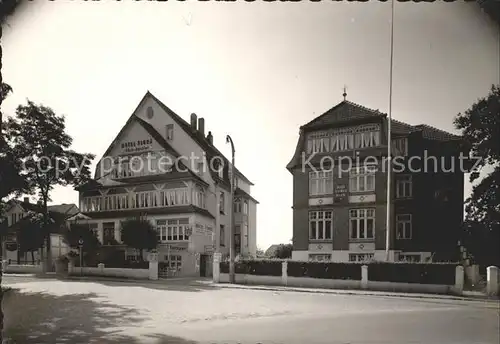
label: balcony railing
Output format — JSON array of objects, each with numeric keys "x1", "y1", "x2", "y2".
[{"x1": 81, "y1": 187, "x2": 206, "y2": 212}]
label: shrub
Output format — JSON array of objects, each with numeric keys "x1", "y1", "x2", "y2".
[
  {"x1": 287, "y1": 261, "x2": 362, "y2": 280},
  {"x1": 219, "y1": 259, "x2": 283, "y2": 276},
  {"x1": 367, "y1": 262, "x2": 458, "y2": 285}
]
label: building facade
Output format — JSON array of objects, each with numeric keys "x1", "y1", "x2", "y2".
[
  {"x1": 76, "y1": 91, "x2": 258, "y2": 277},
  {"x1": 287, "y1": 100, "x2": 465, "y2": 263}
]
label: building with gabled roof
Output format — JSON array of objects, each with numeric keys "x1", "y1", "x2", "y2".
[
  {"x1": 75, "y1": 91, "x2": 258, "y2": 277},
  {"x1": 287, "y1": 97, "x2": 465, "y2": 263}
]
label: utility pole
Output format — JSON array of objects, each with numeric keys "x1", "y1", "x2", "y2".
[
  {"x1": 226, "y1": 135, "x2": 236, "y2": 284},
  {"x1": 385, "y1": 0, "x2": 396, "y2": 262}
]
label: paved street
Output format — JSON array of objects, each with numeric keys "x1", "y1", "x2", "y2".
[{"x1": 2, "y1": 275, "x2": 499, "y2": 344}]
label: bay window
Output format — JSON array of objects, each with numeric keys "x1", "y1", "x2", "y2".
[
  {"x1": 309, "y1": 210, "x2": 333, "y2": 240},
  {"x1": 349, "y1": 208, "x2": 375, "y2": 240},
  {"x1": 156, "y1": 218, "x2": 190, "y2": 243}
]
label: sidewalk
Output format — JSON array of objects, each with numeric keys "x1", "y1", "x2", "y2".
[
  {"x1": 5, "y1": 272, "x2": 498, "y2": 303},
  {"x1": 208, "y1": 281, "x2": 499, "y2": 303}
]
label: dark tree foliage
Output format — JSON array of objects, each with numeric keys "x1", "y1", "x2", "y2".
[
  {"x1": 454, "y1": 84, "x2": 500, "y2": 267},
  {"x1": 4, "y1": 100, "x2": 94, "y2": 265},
  {"x1": 272, "y1": 244, "x2": 293, "y2": 259},
  {"x1": 64, "y1": 223, "x2": 101, "y2": 255},
  {"x1": 120, "y1": 218, "x2": 158, "y2": 261},
  {"x1": 16, "y1": 213, "x2": 45, "y2": 264}
]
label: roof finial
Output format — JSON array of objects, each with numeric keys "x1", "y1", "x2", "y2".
[{"x1": 342, "y1": 85, "x2": 347, "y2": 101}]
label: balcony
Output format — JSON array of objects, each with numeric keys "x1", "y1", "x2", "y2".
[{"x1": 81, "y1": 186, "x2": 206, "y2": 213}]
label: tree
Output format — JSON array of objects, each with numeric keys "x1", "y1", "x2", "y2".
[
  {"x1": 120, "y1": 218, "x2": 158, "y2": 261},
  {"x1": 454, "y1": 84, "x2": 500, "y2": 267},
  {"x1": 4, "y1": 100, "x2": 94, "y2": 267},
  {"x1": 273, "y1": 244, "x2": 293, "y2": 259},
  {"x1": 64, "y1": 223, "x2": 101, "y2": 255},
  {"x1": 256, "y1": 247, "x2": 265, "y2": 257},
  {"x1": 15, "y1": 212, "x2": 45, "y2": 264}
]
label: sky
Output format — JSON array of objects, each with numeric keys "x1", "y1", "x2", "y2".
[{"x1": 2, "y1": 1, "x2": 499, "y2": 251}]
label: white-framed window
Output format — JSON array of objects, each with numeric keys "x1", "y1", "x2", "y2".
[
  {"x1": 396, "y1": 214, "x2": 412, "y2": 240},
  {"x1": 243, "y1": 200, "x2": 248, "y2": 214},
  {"x1": 309, "y1": 171, "x2": 333, "y2": 196},
  {"x1": 399, "y1": 254, "x2": 420, "y2": 263},
  {"x1": 349, "y1": 165, "x2": 376, "y2": 193},
  {"x1": 192, "y1": 186, "x2": 206, "y2": 209},
  {"x1": 396, "y1": 175, "x2": 412, "y2": 198},
  {"x1": 309, "y1": 210, "x2": 333, "y2": 240},
  {"x1": 165, "y1": 254, "x2": 182, "y2": 270},
  {"x1": 220, "y1": 225, "x2": 225, "y2": 247},
  {"x1": 393, "y1": 137, "x2": 408, "y2": 156},
  {"x1": 349, "y1": 208, "x2": 375, "y2": 240},
  {"x1": 349, "y1": 253, "x2": 374, "y2": 262},
  {"x1": 166, "y1": 124, "x2": 174, "y2": 140},
  {"x1": 234, "y1": 197, "x2": 242, "y2": 213},
  {"x1": 219, "y1": 191, "x2": 225, "y2": 214},
  {"x1": 309, "y1": 254, "x2": 332, "y2": 261},
  {"x1": 156, "y1": 218, "x2": 190, "y2": 242}
]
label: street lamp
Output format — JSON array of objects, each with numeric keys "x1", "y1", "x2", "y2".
[{"x1": 226, "y1": 135, "x2": 236, "y2": 284}]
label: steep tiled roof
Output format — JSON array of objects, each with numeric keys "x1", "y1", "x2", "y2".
[
  {"x1": 148, "y1": 92, "x2": 254, "y2": 186},
  {"x1": 301, "y1": 101, "x2": 385, "y2": 130},
  {"x1": 413, "y1": 124, "x2": 461, "y2": 141}
]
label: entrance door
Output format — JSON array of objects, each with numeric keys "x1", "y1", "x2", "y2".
[{"x1": 199, "y1": 254, "x2": 207, "y2": 277}]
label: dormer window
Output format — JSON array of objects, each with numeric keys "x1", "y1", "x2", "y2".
[{"x1": 166, "y1": 124, "x2": 174, "y2": 141}]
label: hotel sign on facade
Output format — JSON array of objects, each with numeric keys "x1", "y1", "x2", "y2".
[{"x1": 121, "y1": 138, "x2": 153, "y2": 154}]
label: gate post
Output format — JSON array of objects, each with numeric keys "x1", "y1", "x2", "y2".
[
  {"x1": 213, "y1": 252, "x2": 222, "y2": 283},
  {"x1": 148, "y1": 251, "x2": 158, "y2": 281}
]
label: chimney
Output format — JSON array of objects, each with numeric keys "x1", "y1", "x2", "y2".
[
  {"x1": 207, "y1": 131, "x2": 213, "y2": 145},
  {"x1": 190, "y1": 113, "x2": 198, "y2": 130},
  {"x1": 198, "y1": 118, "x2": 205, "y2": 136},
  {"x1": 23, "y1": 197, "x2": 29, "y2": 203}
]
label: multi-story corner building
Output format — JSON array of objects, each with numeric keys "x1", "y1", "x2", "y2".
[
  {"x1": 76, "y1": 91, "x2": 258, "y2": 277},
  {"x1": 287, "y1": 99, "x2": 465, "y2": 263}
]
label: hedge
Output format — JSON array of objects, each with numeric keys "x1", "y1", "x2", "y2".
[
  {"x1": 287, "y1": 261, "x2": 362, "y2": 280},
  {"x1": 219, "y1": 259, "x2": 283, "y2": 276},
  {"x1": 367, "y1": 262, "x2": 457, "y2": 285}
]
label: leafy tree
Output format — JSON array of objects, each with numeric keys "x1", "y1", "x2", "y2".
[
  {"x1": 16, "y1": 212, "x2": 45, "y2": 264},
  {"x1": 120, "y1": 218, "x2": 158, "y2": 261},
  {"x1": 4, "y1": 100, "x2": 95, "y2": 266},
  {"x1": 64, "y1": 223, "x2": 101, "y2": 255},
  {"x1": 256, "y1": 247, "x2": 265, "y2": 257},
  {"x1": 272, "y1": 244, "x2": 293, "y2": 259},
  {"x1": 454, "y1": 84, "x2": 500, "y2": 267}
]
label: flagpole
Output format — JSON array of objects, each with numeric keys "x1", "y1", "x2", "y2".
[{"x1": 385, "y1": 0, "x2": 395, "y2": 262}]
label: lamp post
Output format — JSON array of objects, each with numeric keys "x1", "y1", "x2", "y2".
[
  {"x1": 226, "y1": 135, "x2": 236, "y2": 284},
  {"x1": 385, "y1": 0, "x2": 396, "y2": 262}
]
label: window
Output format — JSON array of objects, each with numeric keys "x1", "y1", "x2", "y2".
[
  {"x1": 396, "y1": 214, "x2": 412, "y2": 239},
  {"x1": 166, "y1": 124, "x2": 174, "y2": 140},
  {"x1": 220, "y1": 225, "x2": 225, "y2": 246},
  {"x1": 165, "y1": 254, "x2": 182, "y2": 270},
  {"x1": 103, "y1": 222, "x2": 115, "y2": 245},
  {"x1": 219, "y1": 192, "x2": 225, "y2": 214},
  {"x1": 309, "y1": 210, "x2": 333, "y2": 240},
  {"x1": 309, "y1": 171, "x2": 333, "y2": 196},
  {"x1": 349, "y1": 253, "x2": 374, "y2": 262},
  {"x1": 234, "y1": 197, "x2": 242, "y2": 213},
  {"x1": 156, "y1": 218, "x2": 190, "y2": 242},
  {"x1": 306, "y1": 125, "x2": 380, "y2": 155},
  {"x1": 244, "y1": 224, "x2": 248, "y2": 247},
  {"x1": 393, "y1": 137, "x2": 408, "y2": 156},
  {"x1": 349, "y1": 165, "x2": 376, "y2": 193},
  {"x1": 399, "y1": 254, "x2": 420, "y2": 263},
  {"x1": 349, "y1": 208, "x2": 375, "y2": 240},
  {"x1": 309, "y1": 254, "x2": 331, "y2": 261},
  {"x1": 192, "y1": 186, "x2": 206, "y2": 209},
  {"x1": 396, "y1": 175, "x2": 412, "y2": 198},
  {"x1": 243, "y1": 200, "x2": 248, "y2": 214}
]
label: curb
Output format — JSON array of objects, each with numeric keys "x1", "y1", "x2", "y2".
[{"x1": 210, "y1": 283, "x2": 500, "y2": 303}]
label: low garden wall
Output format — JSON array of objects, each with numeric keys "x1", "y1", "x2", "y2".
[
  {"x1": 216, "y1": 259, "x2": 464, "y2": 295},
  {"x1": 2, "y1": 262, "x2": 43, "y2": 275},
  {"x1": 68, "y1": 262, "x2": 152, "y2": 280}
]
